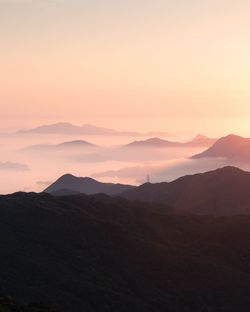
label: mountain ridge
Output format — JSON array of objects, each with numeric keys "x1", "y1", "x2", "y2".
[
  {"x1": 16, "y1": 122, "x2": 195, "y2": 138},
  {"x1": 18, "y1": 122, "x2": 145, "y2": 136},
  {"x1": 125, "y1": 134, "x2": 216, "y2": 148},
  {"x1": 44, "y1": 174, "x2": 135, "y2": 196},
  {"x1": 24, "y1": 140, "x2": 98, "y2": 152},
  {"x1": 192, "y1": 134, "x2": 250, "y2": 161},
  {"x1": 121, "y1": 166, "x2": 250, "y2": 215}
]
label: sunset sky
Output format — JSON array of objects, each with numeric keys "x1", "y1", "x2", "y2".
[{"x1": 1, "y1": 0, "x2": 250, "y2": 135}]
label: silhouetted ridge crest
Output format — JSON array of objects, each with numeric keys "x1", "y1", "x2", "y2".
[
  {"x1": 125, "y1": 135, "x2": 216, "y2": 148},
  {"x1": 45, "y1": 174, "x2": 135, "y2": 196},
  {"x1": 121, "y1": 166, "x2": 250, "y2": 215}
]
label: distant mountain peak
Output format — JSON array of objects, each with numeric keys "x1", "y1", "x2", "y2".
[
  {"x1": 57, "y1": 174, "x2": 97, "y2": 184},
  {"x1": 125, "y1": 137, "x2": 179, "y2": 148},
  {"x1": 195, "y1": 134, "x2": 206, "y2": 138},
  {"x1": 59, "y1": 140, "x2": 96, "y2": 146},
  {"x1": 146, "y1": 137, "x2": 168, "y2": 143},
  {"x1": 215, "y1": 165, "x2": 243, "y2": 172},
  {"x1": 193, "y1": 134, "x2": 210, "y2": 140},
  {"x1": 60, "y1": 173, "x2": 76, "y2": 179},
  {"x1": 23, "y1": 139, "x2": 98, "y2": 153},
  {"x1": 219, "y1": 134, "x2": 243, "y2": 141},
  {"x1": 191, "y1": 133, "x2": 250, "y2": 160},
  {"x1": 125, "y1": 135, "x2": 216, "y2": 148}
]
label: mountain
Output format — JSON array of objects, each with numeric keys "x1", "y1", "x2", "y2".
[
  {"x1": 192, "y1": 134, "x2": 250, "y2": 161},
  {"x1": 186, "y1": 134, "x2": 217, "y2": 147},
  {"x1": 124, "y1": 134, "x2": 216, "y2": 149},
  {"x1": 125, "y1": 137, "x2": 180, "y2": 148},
  {"x1": 57, "y1": 140, "x2": 97, "y2": 148},
  {"x1": 18, "y1": 122, "x2": 140, "y2": 136},
  {"x1": 1, "y1": 192, "x2": 250, "y2": 311},
  {"x1": 16, "y1": 122, "x2": 205, "y2": 139},
  {"x1": 49, "y1": 188, "x2": 81, "y2": 196},
  {"x1": 44, "y1": 174, "x2": 135, "y2": 195},
  {"x1": 24, "y1": 140, "x2": 98, "y2": 152},
  {"x1": 121, "y1": 166, "x2": 250, "y2": 215}
]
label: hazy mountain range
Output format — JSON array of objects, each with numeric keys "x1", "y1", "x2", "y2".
[
  {"x1": 17, "y1": 122, "x2": 173, "y2": 137},
  {"x1": 90, "y1": 133, "x2": 250, "y2": 184},
  {"x1": 125, "y1": 134, "x2": 216, "y2": 148},
  {"x1": 45, "y1": 166, "x2": 250, "y2": 216},
  {"x1": 23, "y1": 134, "x2": 216, "y2": 156}
]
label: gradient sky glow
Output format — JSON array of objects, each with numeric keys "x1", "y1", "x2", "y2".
[{"x1": 1, "y1": 0, "x2": 250, "y2": 135}]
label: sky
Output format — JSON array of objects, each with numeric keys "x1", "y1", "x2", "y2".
[{"x1": 1, "y1": 0, "x2": 250, "y2": 135}]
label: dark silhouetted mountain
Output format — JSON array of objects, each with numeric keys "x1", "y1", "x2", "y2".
[
  {"x1": 121, "y1": 166, "x2": 250, "y2": 215},
  {"x1": 192, "y1": 134, "x2": 250, "y2": 161},
  {"x1": 24, "y1": 140, "x2": 98, "y2": 152},
  {"x1": 1, "y1": 192, "x2": 250, "y2": 311},
  {"x1": 124, "y1": 135, "x2": 216, "y2": 149},
  {"x1": 18, "y1": 122, "x2": 140, "y2": 136},
  {"x1": 50, "y1": 188, "x2": 81, "y2": 196},
  {"x1": 44, "y1": 174, "x2": 135, "y2": 195}
]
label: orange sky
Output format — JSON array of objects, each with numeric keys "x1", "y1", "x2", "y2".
[{"x1": 1, "y1": 0, "x2": 250, "y2": 135}]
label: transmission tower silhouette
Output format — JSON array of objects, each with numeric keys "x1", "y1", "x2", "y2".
[{"x1": 146, "y1": 174, "x2": 151, "y2": 183}]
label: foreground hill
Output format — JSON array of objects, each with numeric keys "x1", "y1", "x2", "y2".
[
  {"x1": 1, "y1": 192, "x2": 250, "y2": 311},
  {"x1": 192, "y1": 134, "x2": 250, "y2": 161},
  {"x1": 121, "y1": 166, "x2": 250, "y2": 215},
  {"x1": 44, "y1": 174, "x2": 134, "y2": 195}
]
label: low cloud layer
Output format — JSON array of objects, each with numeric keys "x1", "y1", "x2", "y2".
[
  {"x1": 0, "y1": 161, "x2": 30, "y2": 172},
  {"x1": 92, "y1": 158, "x2": 232, "y2": 184},
  {"x1": 36, "y1": 180, "x2": 52, "y2": 186},
  {"x1": 75, "y1": 146, "x2": 200, "y2": 164}
]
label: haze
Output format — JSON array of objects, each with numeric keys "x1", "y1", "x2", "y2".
[
  {"x1": 1, "y1": 0, "x2": 250, "y2": 193},
  {"x1": 1, "y1": 0, "x2": 250, "y2": 134}
]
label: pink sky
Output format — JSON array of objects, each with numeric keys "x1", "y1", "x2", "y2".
[{"x1": 0, "y1": 0, "x2": 250, "y2": 135}]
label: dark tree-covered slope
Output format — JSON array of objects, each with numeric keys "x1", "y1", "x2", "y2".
[{"x1": 0, "y1": 192, "x2": 250, "y2": 311}]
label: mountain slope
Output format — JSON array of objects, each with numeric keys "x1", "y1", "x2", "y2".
[
  {"x1": 192, "y1": 134, "x2": 250, "y2": 161},
  {"x1": 1, "y1": 192, "x2": 250, "y2": 311},
  {"x1": 44, "y1": 174, "x2": 134, "y2": 195},
  {"x1": 121, "y1": 166, "x2": 250, "y2": 215}
]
